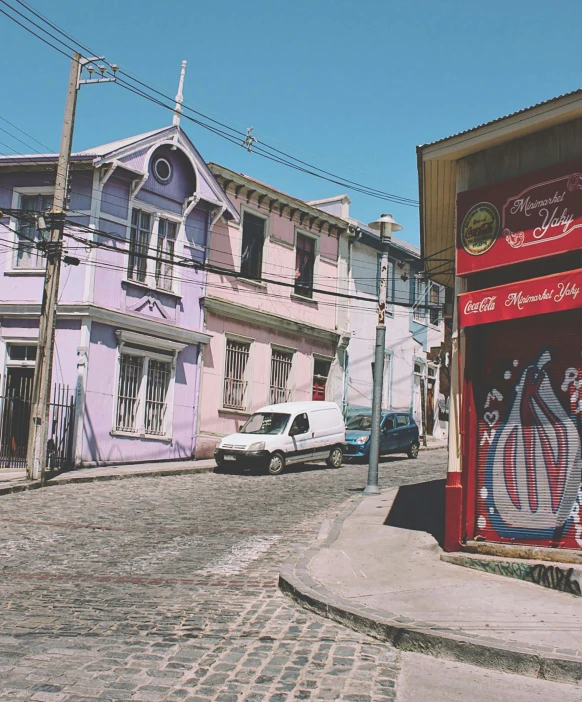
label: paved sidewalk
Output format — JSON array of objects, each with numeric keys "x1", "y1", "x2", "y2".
[
  {"x1": 0, "y1": 458, "x2": 216, "y2": 495},
  {"x1": 279, "y1": 487, "x2": 582, "y2": 685}
]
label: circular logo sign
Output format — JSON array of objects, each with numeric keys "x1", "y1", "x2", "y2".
[{"x1": 460, "y1": 203, "x2": 500, "y2": 256}]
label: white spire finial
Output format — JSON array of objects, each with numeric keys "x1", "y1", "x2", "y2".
[{"x1": 173, "y1": 60, "x2": 187, "y2": 127}]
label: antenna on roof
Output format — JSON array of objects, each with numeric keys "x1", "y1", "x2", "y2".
[{"x1": 172, "y1": 60, "x2": 187, "y2": 128}]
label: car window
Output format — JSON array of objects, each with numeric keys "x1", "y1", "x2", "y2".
[
  {"x1": 346, "y1": 415, "x2": 372, "y2": 430},
  {"x1": 396, "y1": 414, "x2": 409, "y2": 427},
  {"x1": 383, "y1": 416, "x2": 395, "y2": 431},
  {"x1": 290, "y1": 412, "x2": 310, "y2": 435}
]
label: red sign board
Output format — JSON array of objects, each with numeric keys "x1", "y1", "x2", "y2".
[
  {"x1": 459, "y1": 268, "x2": 582, "y2": 328},
  {"x1": 456, "y1": 156, "x2": 582, "y2": 275}
]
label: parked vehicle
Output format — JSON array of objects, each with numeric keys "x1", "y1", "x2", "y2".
[
  {"x1": 344, "y1": 412, "x2": 420, "y2": 461},
  {"x1": 214, "y1": 401, "x2": 346, "y2": 475}
]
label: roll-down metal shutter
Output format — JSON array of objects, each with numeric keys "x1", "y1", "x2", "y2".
[{"x1": 474, "y1": 309, "x2": 582, "y2": 549}]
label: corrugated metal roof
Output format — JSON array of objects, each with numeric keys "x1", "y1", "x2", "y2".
[{"x1": 418, "y1": 89, "x2": 582, "y2": 149}]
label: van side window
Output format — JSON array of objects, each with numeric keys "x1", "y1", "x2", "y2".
[
  {"x1": 396, "y1": 414, "x2": 409, "y2": 427},
  {"x1": 290, "y1": 412, "x2": 310, "y2": 436}
]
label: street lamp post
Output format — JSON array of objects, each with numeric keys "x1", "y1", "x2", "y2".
[{"x1": 363, "y1": 213, "x2": 403, "y2": 496}]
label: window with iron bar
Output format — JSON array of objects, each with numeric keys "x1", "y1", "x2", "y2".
[
  {"x1": 16, "y1": 194, "x2": 53, "y2": 269},
  {"x1": 115, "y1": 352, "x2": 171, "y2": 436},
  {"x1": 223, "y1": 339, "x2": 251, "y2": 410},
  {"x1": 270, "y1": 349, "x2": 294, "y2": 405}
]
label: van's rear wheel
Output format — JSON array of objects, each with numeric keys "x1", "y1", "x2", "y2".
[
  {"x1": 327, "y1": 446, "x2": 343, "y2": 468},
  {"x1": 267, "y1": 451, "x2": 285, "y2": 475}
]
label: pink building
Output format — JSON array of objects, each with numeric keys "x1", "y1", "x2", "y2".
[{"x1": 195, "y1": 164, "x2": 351, "y2": 458}]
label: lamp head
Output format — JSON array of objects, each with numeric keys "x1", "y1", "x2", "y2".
[{"x1": 368, "y1": 213, "x2": 403, "y2": 241}]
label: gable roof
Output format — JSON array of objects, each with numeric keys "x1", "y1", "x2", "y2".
[{"x1": 0, "y1": 125, "x2": 238, "y2": 221}]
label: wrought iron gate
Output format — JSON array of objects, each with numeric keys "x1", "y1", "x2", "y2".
[{"x1": 0, "y1": 381, "x2": 75, "y2": 470}]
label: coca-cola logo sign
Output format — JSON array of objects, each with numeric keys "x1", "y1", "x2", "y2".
[
  {"x1": 456, "y1": 157, "x2": 582, "y2": 275},
  {"x1": 460, "y1": 202, "x2": 500, "y2": 256},
  {"x1": 464, "y1": 296, "x2": 496, "y2": 315}
]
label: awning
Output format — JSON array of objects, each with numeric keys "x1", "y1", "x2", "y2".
[{"x1": 459, "y1": 268, "x2": 582, "y2": 328}]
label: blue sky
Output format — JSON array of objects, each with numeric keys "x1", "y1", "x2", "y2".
[{"x1": 2, "y1": 0, "x2": 582, "y2": 247}]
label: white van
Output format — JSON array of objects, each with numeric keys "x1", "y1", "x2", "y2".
[{"x1": 214, "y1": 401, "x2": 346, "y2": 475}]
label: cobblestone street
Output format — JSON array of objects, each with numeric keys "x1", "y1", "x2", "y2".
[{"x1": 0, "y1": 451, "x2": 446, "y2": 702}]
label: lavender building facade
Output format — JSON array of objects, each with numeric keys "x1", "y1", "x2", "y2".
[{"x1": 0, "y1": 125, "x2": 236, "y2": 466}]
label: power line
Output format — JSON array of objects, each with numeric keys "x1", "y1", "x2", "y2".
[{"x1": 1, "y1": 0, "x2": 419, "y2": 207}]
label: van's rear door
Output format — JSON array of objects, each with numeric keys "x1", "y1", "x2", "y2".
[{"x1": 309, "y1": 406, "x2": 344, "y2": 460}]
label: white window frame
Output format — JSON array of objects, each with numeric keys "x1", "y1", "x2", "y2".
[
  {"x1": 429, "y1": 283, "x2": 442, "y2": 327},
  {"x1": 221, "y1": 333, "x2": 254, "y2": 413},
  {"x1": 111, "y1": 330, "x2": 185, "y2": 441},
  {"x1": 269, "y1": 344, "x2": 296, "y2": 405},
  {"x1": 125, "y1": 202, "x2": 183, "y2": 295},
  {"x1": 413, "y1": 277, "x2": 429, "y2": 325},
  {"x1": 312, "y1": 353, "x2": 333, "y2": 401},
  {"x1": 7, "y1": 186, "x2": 55, "y2": 275},
  {"x1": 238, "y1": 205, "x2": 269, "y2": 286},
  {"x1": 293, "y1": 228, "x2": 319, "y2": 301}
]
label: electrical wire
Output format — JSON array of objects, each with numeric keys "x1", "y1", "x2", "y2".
[{"x1": 0, "y1": 0, "x2": 419, "y2": 207}]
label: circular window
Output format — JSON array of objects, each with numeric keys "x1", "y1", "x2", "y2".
[{"x1": 153, "y1": 157, "x2": 172, "y2": 183}]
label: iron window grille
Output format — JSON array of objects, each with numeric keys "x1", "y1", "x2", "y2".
[
  {"x1": 295, "y1": 233, "x2": 315, "y2": 298},
  {"x1": 116, "y1": 354, "x2": 143, "y2": 432},
  {"x1": 269, "y1": 349, "x2": 294, "y2": 404},
  {"x1": 115, "y1": 352, "x2": 172, "y2": 436},
  {"x1": 128, "y1": 209, "x2": 151, "y2": 283},
  {"x1": 155, "y1": 218, "x2": 177, "y2": 291},
  {"x1": 16, "y1": 194, "x2": 53, "y2": 269},
  {"x1": 144, "y1": 360, "x2": 171, "y2": 435},
  {"x1": 223, "y1": 339, "x2": 250, "y2": 410},
  {"x1": 240, "y1": 212, "x2": 265, "y2": 280}
]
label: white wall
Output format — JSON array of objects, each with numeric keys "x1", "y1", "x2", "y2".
[{"x1": 345, "y1": 238, "x2": 447, "y2": 439}]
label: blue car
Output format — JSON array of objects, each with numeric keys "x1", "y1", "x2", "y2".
[{"x1": 344, "y1": 412, "x2": 420, "y2": 461}]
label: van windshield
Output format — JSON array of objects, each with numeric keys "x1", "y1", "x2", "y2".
[{"x1": 240, "y1": 413, "x2": 290, "y2": 435}]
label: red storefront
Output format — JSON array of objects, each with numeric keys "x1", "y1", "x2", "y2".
[
  {"x1": 457, "y1": 157, "x2": 582, "y2": 551},
  {"x1": 418, "y1": 93, "x2": 582, "y2": 555}
]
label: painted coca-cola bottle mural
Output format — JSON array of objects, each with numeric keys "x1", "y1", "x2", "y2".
[{"x1": 476, "y1": 326, "x2": 582, "y2": 548}]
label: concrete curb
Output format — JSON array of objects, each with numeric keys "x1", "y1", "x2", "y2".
[
  {"x1": 0, "y1": 462, "x2": 216, "y2": 496},
  {"x1": 46, "y1": 463, "x2": 215, "y2": 487},
  {"x1": 278, "y1": 497, "x2": 582, "y2": 685}
]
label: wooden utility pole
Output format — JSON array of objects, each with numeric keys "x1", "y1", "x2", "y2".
[{"x1": 27, "y1": 53, "x2": 81, "y2": 481}]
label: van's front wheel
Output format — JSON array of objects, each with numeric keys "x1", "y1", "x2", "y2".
[
  {"x1": 267, "y1": 451, "x2": 285, "y2": 475},
  {"x1": 327, "y1": 446, "x2": 343, "y2": 468}
]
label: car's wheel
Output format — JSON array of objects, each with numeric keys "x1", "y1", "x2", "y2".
[
  {"x1": 407, "y1": 441, "x2": 420, "y2": 459},
  {"x1": 326, "y1": 446, "x2": 343, "y2": 468},
  {"x1": 267, "y1": 451, "x2": 286, "y2": 475}
]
